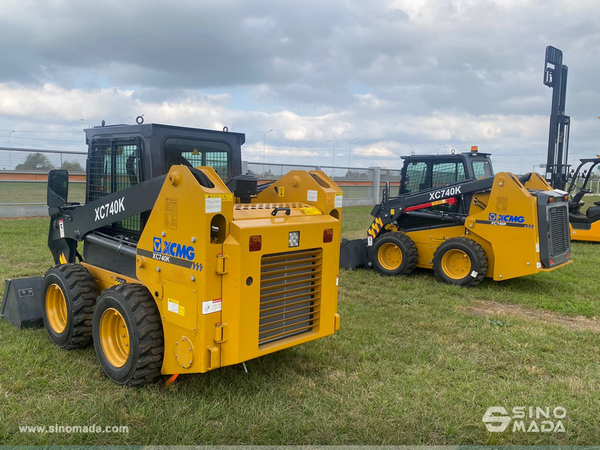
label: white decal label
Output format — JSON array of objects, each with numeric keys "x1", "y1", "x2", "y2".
[
  {"x1": 205, "y1": 197, "x2": 222, "y2": 214},
  {"x1": 307, "y1": 190, "x2": 318, "y2": 202},
  {"x1": 367, "y1": 236, "x2": 373, "y2": 246},
  {"x1": 167, "y1": 299, "x2": 179, "y2": 314},
  {"x1": 336, "y1": 275, "x2": 339, "y2": 286},
  {"x1": 202, "y1": 298, "x2": 222, "y2": 315},
  {"x1": 334, "y1": 194, "x2": 343, "y2": 208},
  {"x1": 94, "y1": 197, "x2": 125, "y2": 221},
  {"x1": 471, "y1": 271, "x2": 478, "y2": 278},
  {"x1": 58, "y1": 219, "x2": 65, "y2": 238},
  {"x1": 536, "y1": 243, "x2": 540, "y2": 253},
  {"x1": 537, "y1": 261, "x2": 542, "y2": 269}
]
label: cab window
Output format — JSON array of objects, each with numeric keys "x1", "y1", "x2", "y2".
[
  {"x1": 472, "y1": 160, "x2": 493, "y2": 179},
  {"x1": 163, "y1": 138, "x2": 232, "y2": 182},
  {"x1": 431, "y1": 162, "x2": 466, "y2": 188},
  {"x1": 402, "y1": 161, "x2": 428, "y2": 194}
]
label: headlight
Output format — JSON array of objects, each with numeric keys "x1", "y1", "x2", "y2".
[{"x1": 289, "y1": 231, "x2": 300, "y2": 248}]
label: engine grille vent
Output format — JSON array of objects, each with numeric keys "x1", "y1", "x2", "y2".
[
  {"x1": 549, "y1": 206, "x2": 569, "y2": 257},
  {"x1": 259, "y1": 248, "x2": 322, "y2": 346}
]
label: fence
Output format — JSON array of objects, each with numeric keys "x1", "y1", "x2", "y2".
[{"x1": 0, "y1": 147, "x2": 402, "y2": 217}]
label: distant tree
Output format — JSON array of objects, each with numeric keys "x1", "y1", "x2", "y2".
[
  {"x1": 61, "y1": 160, "x2": 84, "y2": 172},
  {"x1": 15, "y1": 153, "x2": 55, "y2": 171}
]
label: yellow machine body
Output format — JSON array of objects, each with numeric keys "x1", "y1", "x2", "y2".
[
  {"x1": 403, "y1": 172, "x2": 571, "y2": 281},
  {"x1": 120, "y1": 167, "x2": 344, "y2": 375}
]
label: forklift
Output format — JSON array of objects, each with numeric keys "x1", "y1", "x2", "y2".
[{"x1": 543, "y1": 45, "x2": 600, "y2": 241}]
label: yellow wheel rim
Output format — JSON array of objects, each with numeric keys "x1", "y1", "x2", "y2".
[
  {"x1": 100, "y1": 308, "x2": 130, "y2": 368},
  {"x1": 441, "y1": 249, "x2": 471, "y2": 280},
  {"x1": 46, "y1": 283, "x2": 68, "y2": 334},
  {"x1": 378, "y1": 242, "x2": 403, "y2": 271}
]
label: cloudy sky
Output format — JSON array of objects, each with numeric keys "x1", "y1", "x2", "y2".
[{"x1": 0, "y1": 0, "x2": 599, "y2": 172}]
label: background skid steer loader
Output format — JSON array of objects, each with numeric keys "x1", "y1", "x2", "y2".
[{"x1": 341, "y1": 148, "x2": 571, "y2": 286}]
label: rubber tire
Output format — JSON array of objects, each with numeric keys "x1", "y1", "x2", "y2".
[
  {"x1": 42, "y1": 264, "x2": 98, "y2": 349},
  {"x1": 370, "y1": 232, "x2": 418, "y2": 276},
  {"x1": 432, "y1": 237, "x2": 488, "y2": 286},
  {"x1": 92, "y1": 284, "x2": 164, "y2": 386}
]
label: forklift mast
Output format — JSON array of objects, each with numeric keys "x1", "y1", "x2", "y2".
[{"x1": 544, "y1": 46, "x2": 571, "y2": 190}]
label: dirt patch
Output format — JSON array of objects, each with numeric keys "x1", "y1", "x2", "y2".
[{"x1": 463, "y1": 300, "x2": 600, "y2": 333}]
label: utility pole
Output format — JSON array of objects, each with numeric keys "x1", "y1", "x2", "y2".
[
  {"x1": 257, "y1": 129, "x2": 273, "y2": 166},
  {"x1": 343, "y1": 137, "x2": 358, "y2": 168}
]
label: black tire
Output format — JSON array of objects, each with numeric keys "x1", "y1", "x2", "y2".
[
  {"x1": 92, "y1": 284, "x2": 164, "y2": 386},
  {"x1": 432, "y1": 237, "x2": 488, "y2": 286},
  {"x1": 42, "y1": 264, "x2": 98, "y2": 349},
  {"x1": 370, "y1": 232, "x2": 418, "y2": 276}
]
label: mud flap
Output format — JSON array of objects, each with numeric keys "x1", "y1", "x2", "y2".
[
  {"x1": 1, "y1": 277, "x2": 44, "y2": 328},
  {"x1": 339, "y1": 238, "x2": 368, "y2": 270}
]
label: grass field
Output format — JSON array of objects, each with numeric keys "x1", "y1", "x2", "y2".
[
  {"x1": 0, "y1": 181, "x2": 86, "y2": 204},
  {"x1": 1, "y1": 207, "x2": 600, "y2": 445}
]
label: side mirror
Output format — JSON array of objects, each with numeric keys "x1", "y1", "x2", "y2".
[{"x1": 47, "y1": 170, "x2": 69, "y2": 207}]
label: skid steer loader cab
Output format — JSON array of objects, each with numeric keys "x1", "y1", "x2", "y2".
[{"x1": 25, "y1": 123, "x2": 343, "y2": 386}]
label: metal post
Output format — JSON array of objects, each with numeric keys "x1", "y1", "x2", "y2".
[{"x1": 372, "y1": 167, "x2": 381, "y2": 204}]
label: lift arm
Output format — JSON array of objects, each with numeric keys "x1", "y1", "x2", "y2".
[{"x1": 368, "y1": 177, "x2": 494, "y2": 238}]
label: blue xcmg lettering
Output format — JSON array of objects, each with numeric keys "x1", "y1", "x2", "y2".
[
  {"x1": 489, "y1": 213, "x2": 525, "y2": 224},
  {"x1": 152, "y1": 237, "x2": 195, "y2": 260}
]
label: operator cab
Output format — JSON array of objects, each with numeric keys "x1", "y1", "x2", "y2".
[
  {"x1": 83, "y1": 123, "x2": 247, "y2": 237},
  {"x1": 399, "y1": 146, "x2": 494, "y2": 196}
]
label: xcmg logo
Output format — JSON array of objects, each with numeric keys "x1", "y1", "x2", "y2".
[
  {"x1": 152, "y1": 237, "x2": 195, "y2": 261},
  {"x1": 489, "y1": 213, "x2": 525, "y2": 224}
]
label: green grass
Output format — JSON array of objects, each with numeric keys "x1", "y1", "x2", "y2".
[
  {"x1": 0, "y1": 182, "x2": 86, "y2": 204},
  {"x1": 1, "y1": 210, "x2": 600, "y2": 445}
]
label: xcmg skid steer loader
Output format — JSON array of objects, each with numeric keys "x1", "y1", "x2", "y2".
[
  {"x1": 340, "y1": 148, "x2": 572, "y2": 286},
  {"x1": 4, "y1": 122, "x2": 343, "y2": 385}
]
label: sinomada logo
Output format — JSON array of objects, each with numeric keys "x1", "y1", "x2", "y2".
[{"x1": 482, "y1": 406, "x2": 566, "y2": 433}]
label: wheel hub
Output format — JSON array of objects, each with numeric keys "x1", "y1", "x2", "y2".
[
  {"x1": 45, "y1": 283, "x2": 68, "y2": 334},
  {"x1": 99, "y1": 308, "x2": 130, "y2": 368},
  {"x1": 378, "y1": 242, "x2": 403, "y2": 270},
  {"x1": 441, "y1": 249, "x2": 471, "y2": 280}
]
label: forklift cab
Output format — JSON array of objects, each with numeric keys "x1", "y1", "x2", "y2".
[
  {"x1": 399, "y1": 147, "x2": 494, "y2": 195},
  {"x1": 567, "y1": 157, "x2": 600, "y2": 228}
]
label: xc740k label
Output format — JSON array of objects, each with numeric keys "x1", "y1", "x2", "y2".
[
  {"x1": 429, "y1": 186, "x2": 461, "y2": 200},
  {"x1": 94, "y1": 197, "x2": 125, "y2": 221}
]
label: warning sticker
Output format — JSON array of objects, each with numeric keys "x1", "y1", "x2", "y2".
[
  {"x1": 168, "y1": 298, "x2": 179, "y2": 314},
  {"x1": 307, "y1": 190, "x2": 318, "y2": 202},
  {"x1": 58, "y1": 219, "x2": 65, "y2": 238},
  {"x1": 496, "y1": 197, "x2": 508, "y2": 212},
  {"x1": 165, "y1": 198, "x2": 178, "y2": 229},
  {"x1": 301, "y1": 207, "x2": 321, "y2": 215},
  {"x1": 168, "y1": 298, "x2": 185, "y2": 316},
  {"x1": 334, "y1": 195, "x2": 343, "y2": 208},
  {"x1": 202, "y1": 298, "x2": 222, "y2": 315},
  {"x1": 205, "y1": 197, "x2": 221, "y2": 213}
]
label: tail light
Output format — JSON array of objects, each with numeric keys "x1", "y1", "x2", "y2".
[
  {"x1": 249, "y1": 235, "x2": 262, "y2": 252},
  {"x1": 323, "y1": 228, "x2": 333, "y2": 243}
]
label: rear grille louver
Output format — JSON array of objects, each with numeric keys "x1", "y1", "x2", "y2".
[
  {"x1": 259, "y1": 248, "x2": 322, "y2": 346},
  {"x1": 548, "y1": 206, "x2": 569, "y2": 257}
]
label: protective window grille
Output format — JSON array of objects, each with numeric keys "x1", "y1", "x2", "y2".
[
  {"x1": 431, "y1": 162, "x2": 466, "y2": 188},
  {"x1": 87, "y1": 139, "x2": 141, "y2": 233},
  {"x1": 258, "y1": 248, "x2": 322, "y2": 346},
  {"x1": 472, "y1": 160, "x2": 493, "y2": 179},
  {"x1": 163, "y1": 138, "x2": 231, "y2": 181},
  {"x1": 403, "y1": 162, "x2": 428, "y2": 194}
]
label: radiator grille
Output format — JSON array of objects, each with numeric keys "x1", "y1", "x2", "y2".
[
  {"x1": 548, "y1": 205, "x2": 569, "y2": 257},
  {"x1": 259, "y1": 248, "x2": 322, "y2": 346}
]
